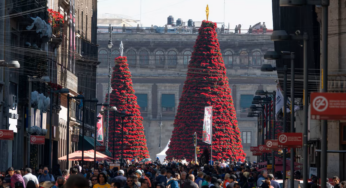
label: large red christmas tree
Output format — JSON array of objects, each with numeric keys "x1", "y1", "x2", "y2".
[
  {"x1": 107, "y1": 56, "x2": 150, "y2": 160},
  {"x1": 166, "y1": 21, "x2": 246, "y2": 161}
]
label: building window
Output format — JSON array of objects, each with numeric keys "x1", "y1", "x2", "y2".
[
  {"x1": 111, "y1": 50, "x2": 120, "y2": 61},
  {"x1": 98, "y1": 50, "x2": 108, "y2": 68},
  {"x1": 183, "y1": 51, "x2": 191, "y2": 65},
  {"x1": 223, "y1": 51, "x2": 233, "y2": 67},
  {"x1": 242, "y1": 131, "x2": 251, "y2": 144},
  {"x1": 136, "y1": 94, "x2": 148, "y2": 112},
  {"x1": 139, "y1": 50, "x2": 149, "y2": 66},
  {"x1": 252, "y1": 51, "x2": 262, "y2": 66},
  {"x1": 161, "y1": 94, "x2": 175, "y2": 112},
  {"x1": 240, "y1": 50, "x2": 248, "y2": 66},
  {"x1": 240, "y1": 94, "x2": 254, "y2": 112},
  {"x1": 155, "y1": 50, "x2": 165, "y2": 67},
  {"x1": 126, "y1": 50, "x2": 136, "y2": 66},
  {"x1": 167, "y1": 51, "x2": 177, "y2": 67}
]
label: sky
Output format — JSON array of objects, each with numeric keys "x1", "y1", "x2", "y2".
[{"x1": 98, "y1": 0, "x2": 273, "y2": 29}]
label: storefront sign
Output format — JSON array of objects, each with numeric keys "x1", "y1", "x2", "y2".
[
  {"x1": 265, "y1": 140, "x2": 279, "y2": 150},
  {"x1": 278, "y1": 133, "x2": 302, "y2": 148},
  {"x1": 0, "y1": 130, "x2": 14, "y2": 140},
  {"x1": 30, "y1": 135, "x2": 45, "y2": 145},
  {"x1": 311, "y1": 93, "x2": 346, "y2": 120},
  {"x1": 259, "y1": 145, "x2": 271, "y2": 153},
  {"x1": 252, "y1": 151, "x2": 262, "y2": 156},
  {"x1": 250, "y1": 146, "x2": 258, "y2": 152},
  {"x1": 96, "y1": 146, "x2": 105, "y2": 152},
  {"x1": 72, "y1": 135, "x2": 79, "y2": 142}
]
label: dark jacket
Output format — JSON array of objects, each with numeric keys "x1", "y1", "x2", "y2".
[
  {"x1": 156, "y1": 175, "x2": 167, "y2": 186},
  {"x1": 183, "y1": 180, "x2": 198, "y2": 188},
  {"x1": 270, "y1": 180, "x2": 280, "y2": 188},
  {"x1": 112, "y1": 175, "x2": 127, "y2": 188}
]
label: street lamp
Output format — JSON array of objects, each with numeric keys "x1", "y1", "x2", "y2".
[
  {"x1": 247, "y1": 111, "x2": 261, "y2": 162},
  {"x1": 256, "y1": 90, "x2": 276, "y2": 173},
  {"x1": 107, "y1": 106, "x2": 117, "y2": 163},
  {"x1": 105, "y1": 24, "x2": 113, "y2": 152},
  {"x1": 48, "y1": 88, "x2": 69, "y2": 170},
  {"x1": 27, "y1": 75, "x2": 50, "y2": 167},
  {"x1": 263, "y1": 51, "x2": 294, "y2": 187},
  {"x1": 270, "y1": 29, "x2": 310, "y2": 187},
  {"x1": 114, "y1": 110, "x2": 133, "y2": 167},
  {"x1": 66, "y1": 94, "x2": 84, "y2": 169}
]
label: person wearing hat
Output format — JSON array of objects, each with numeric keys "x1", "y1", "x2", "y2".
[
  {"x1": 111, "y1": 170, "x2": 127, "y2": 188},
  {"x1": 135, "y1": 170, "x2": 151, "y2": 188}
]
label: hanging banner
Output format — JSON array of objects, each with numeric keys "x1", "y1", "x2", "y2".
[
  {"x1": 265, "y1": 139, "x2": 279, "y2": 150},
  {"x1": 30, "y1": 135, "x2": 45, "y2": 145},
  {"x1": 311, "y1": 92, "x2": 346, "y2": 120},
  {"x1": 278, "y1": 133, "x2": 302, "y2": 148},
  {"x1": 276, "y1": 87, "x2": 284, "y2": 115},
  {"x1": 0, "y1": 130, "x2": 14, "y2": 140},
  {"x1": 252, "y1": 151, "x2": 262, "y2": 156},
  {"x1": 96, "y1": 113, "x2": 104, "y2": 143},
  {"x1": 202, "y1": 106, "x2": 213, "y2": 145},
  {"x1": 250, "y1": 146, "x2": 258, "y2": 152}
]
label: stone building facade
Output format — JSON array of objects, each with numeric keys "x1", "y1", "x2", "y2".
[{"x1": 97, "y1": 25, "x2": 277, "y2": 162}]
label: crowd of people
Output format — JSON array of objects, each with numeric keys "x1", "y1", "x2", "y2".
[{"x1": 1, "y1": 158, "x2": 346, "y2": 188}]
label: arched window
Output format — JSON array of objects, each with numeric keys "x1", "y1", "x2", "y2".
[
  {"x1": 139, "y1": 50, "x2": 149, "y2": 66},
  {"x1": 167, "y1": 51, "x2": 177, "y2": 67},
  {"x1": 98, "y1": 50, "x2": 108, "y2": 68},
  {"x1": 111, "y1": 50, "x2": 120, "y2": 62},
  {"x1": 223, "y1": 51, "x2": 233, "y2": 66},
  {"x1": 183, "y1": 51, "x2": 191, "y2": 65},
  {"x1": 252, "y1": 51, "x2": 262, "y2": 65},
  {"x1": 126, "y1": 50, "x2": 136, "y2": 66},
  {"x1": 155, "y1": 50, "x2": 165, "y2": 67},
  {"x1": 240, "y1": 50, "x2": 248, "y2": 66}
]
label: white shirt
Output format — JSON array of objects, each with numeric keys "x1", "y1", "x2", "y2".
[{"x1": 23, "y1": 173, "x2": 39, "y2": 186}]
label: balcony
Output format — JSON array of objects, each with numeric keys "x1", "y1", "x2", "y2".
[{"x1": 328, "y1": 74, "x2": 346, "y2": 93}]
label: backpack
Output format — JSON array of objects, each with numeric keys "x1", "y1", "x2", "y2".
[
  {"x1": 202, "y1": 180, "x2": 209, "y2": 187},
  {"x1": 38, "y1": 174, "x2": 53, "y2": 182}
]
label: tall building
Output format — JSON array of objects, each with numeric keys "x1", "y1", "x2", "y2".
[
  {"x1": 97, "y1": 16, "x2": 277, "y2": 162},
  {"x1": 0, "y1": 0, "x2": 98, "y2": 171}
]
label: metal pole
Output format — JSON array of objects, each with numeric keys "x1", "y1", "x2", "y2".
[
  {"x1": 82, "y1": 98, "x2": 85, "y2": 169},
  {"x1": 27, "y1": 79, "x2": 32, "y2": 167},
  {"x1": 262, "y1": 107, "x2": 265, "y2": 161},
  {"x1": 194, "y1": 132, "x2": 197, "y2": 162},
  {"x1": 121, "y1": 116, "x2": 124, "y2": 167},
  {"x1": 113, "y1": 114, "x2": 115, "y2": 163},
  {"x1": 321, "y1": 4, "x2": 329, "y2": 188},
  {"x1": 106, "y1": 24, "x2": 112, "y2": 151},
  {"x1": 94, "y1": 104, "x2": 97, "y2": 169},
  {"x1": 283, "y1": 65, "x2": 287, "y2": 188},
  {"x1": 266, "y1": 102, "x2": 269, "y2": 162},
  {"x1": 273, "y1": 91, "x2": 276, "y2": 174},
  {"x1": 290, "y1": 52, "x2": 295, "y2": 188},
  {"x1": 66, "y1": 95, "x2": 70, "y2": 169},
  {"x1": 303, "y1": 32, "x2": 309, "y2": 188},
  {"x1": 48, "y1": 90, "x2": 54, "y2": 170}
]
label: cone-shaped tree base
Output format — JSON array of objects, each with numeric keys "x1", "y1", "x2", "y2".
[
  {"x1": 166, "y1": 21, "x2": 246, "y2": 161},
  {"x1": 107, "y1": 56, "x2": 150, "y2": 160}
]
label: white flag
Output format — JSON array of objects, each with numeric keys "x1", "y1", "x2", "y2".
[{"x1": 276, "y1": 87, "x2": 284, "y2": 115}]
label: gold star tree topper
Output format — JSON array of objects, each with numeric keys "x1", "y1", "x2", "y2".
[{"x1": 206, "y1": 5, "x2": 209, "y2": 21}]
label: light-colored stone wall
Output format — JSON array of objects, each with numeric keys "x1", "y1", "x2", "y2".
[{"x1": 97, "y1": 30, "x2": 277, "y2": 161}]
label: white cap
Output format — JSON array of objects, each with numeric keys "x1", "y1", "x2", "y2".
[{"x1": 118, "y1": 170, "x2": 124, "y2": 175}]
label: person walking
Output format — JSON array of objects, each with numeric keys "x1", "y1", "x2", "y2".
[
  {"x1": 267, "y1": 175, "x2": 279, "y2": 188},
  {"x1": 183, "y1": 175, "x2": 198, "y2": 188},
  {"x1": 93, "y1": 173, "x2": 110, "y2": 188},
  {"x1": 11, "y1": 170, "x2": 26, "y2": 188},
  {"x1": 37, "y1": 167, "x2": 55, "y2": 183},
  {"x1": 111, "y1": 170, "x2": 127, "y2": 188},
  {"x1": 52, "y1": 177, "x2": 65, "y2": 188},
  {"x1": 256, "y1": 171, "x2": 267, "y2": 187},
  {"x1": 333, "y1": 176, "x2": 341, "y2": 188},
  {"x1": 64, "y1": 175, "x2": 89, "y2": 188},
  {"x1": 23, "y1": 168, "x2": 39, "y2": 188}
]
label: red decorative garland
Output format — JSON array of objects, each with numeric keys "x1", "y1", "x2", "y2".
[
  {"x1": 166, "y1": 20, "x2": 246, "y2": 161},
  {"x1": 106, "y1": 56, "x2": 150, "y2": 160}
]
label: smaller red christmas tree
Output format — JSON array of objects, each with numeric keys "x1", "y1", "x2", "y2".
[{"x1": 106, "y1": 56, "x2": 150, "y2": 160}]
